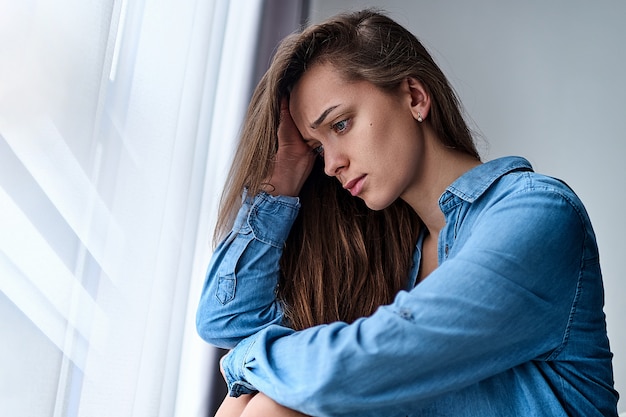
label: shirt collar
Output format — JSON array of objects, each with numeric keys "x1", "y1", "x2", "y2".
[{"x1": 443, "y1": 156, "x2": 533, "y2": 204}]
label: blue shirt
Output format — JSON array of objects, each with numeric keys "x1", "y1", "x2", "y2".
[{"x1": 196, "y1": 156, "x2": 618, "y2": 416}]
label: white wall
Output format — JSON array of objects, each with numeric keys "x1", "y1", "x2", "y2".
[{"x1": 310, "y1": 0, "x2": 625, "y2": 410}]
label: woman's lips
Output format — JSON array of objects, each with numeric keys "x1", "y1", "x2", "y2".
[{"x1": 343, "y1": 175, "x2": 366, "y2": 196}]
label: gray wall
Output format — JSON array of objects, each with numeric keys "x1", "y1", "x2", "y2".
[{"x1": 310, "y1": 0, "x2": 625, "y2": 410}]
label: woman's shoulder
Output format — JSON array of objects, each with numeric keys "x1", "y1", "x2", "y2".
[
  {"x1": 494, "y1": 164, "x2": 586, "y2": 213},
  {"x1": 446, "y1": 156, "x2": 582, "y2": 208}
]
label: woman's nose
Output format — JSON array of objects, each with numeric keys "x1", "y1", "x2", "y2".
[{"x1": 322, "y1": 147, "x2": 348, "y2": 177}]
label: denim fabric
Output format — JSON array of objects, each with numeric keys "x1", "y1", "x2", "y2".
[
  {"x1": 197, "y1": 157, "x2": 618, "y2": 416},
  {"x1": 196, "y1": 190, "x2": 300, "y2": 348}
]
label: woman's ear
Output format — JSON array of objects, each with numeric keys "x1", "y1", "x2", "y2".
[{"x1": 404, "y1": 77, "x2": 431, "y2": 122}]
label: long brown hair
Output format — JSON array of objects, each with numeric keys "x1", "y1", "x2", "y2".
[{"x1": 215, "y1": 9, "x2": 478, "y2": 330}]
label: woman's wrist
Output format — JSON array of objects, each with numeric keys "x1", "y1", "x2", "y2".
[
  {"x1": 261, "y1": 181, "x2": 300, "y2": 197},
  {"x1": 261, "y1": 167, "x2": 310, "y2": 197}
]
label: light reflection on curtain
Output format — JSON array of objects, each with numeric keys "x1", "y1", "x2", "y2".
[{"x1": 0, "y1": 0, "x2": 266, "y2": 415}]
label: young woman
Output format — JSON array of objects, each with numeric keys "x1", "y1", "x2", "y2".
[{"x1": 196, "y1": 9, "x2": 618, "y2": 417}]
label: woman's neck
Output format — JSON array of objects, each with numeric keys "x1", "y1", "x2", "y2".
[{"x1": 402, "y1": 133, "x2": 481, "y2": 237}]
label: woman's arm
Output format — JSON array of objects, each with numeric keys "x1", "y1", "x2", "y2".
[
  {"x1": 196, "y1": 97, "x2": 314, "y2": 348},
  {"x1": 220, "y1": 178, "x2": 603, "y2": 415},
  {"x1": 196, "y1": 191, "x2": 300, "y2": 349}
]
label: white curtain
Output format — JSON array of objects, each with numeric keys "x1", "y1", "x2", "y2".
[{"x1": 0, "y1": 0, "x2": 269, "y2": 416}]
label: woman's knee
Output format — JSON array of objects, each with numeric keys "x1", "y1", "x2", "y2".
[
  {"x1": 214, "y1": 394, "x2": 253, "y2": 417},
  {"x1": 240, "y1": 393, "x2": 308, "y2": 417}
]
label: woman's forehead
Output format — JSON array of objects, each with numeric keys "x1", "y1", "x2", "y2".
[{"x1": 290, "y1": 63, "x2": 361, "y2": 107}]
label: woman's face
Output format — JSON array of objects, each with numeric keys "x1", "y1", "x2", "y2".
[{"x1": 289, "y1": 62, "x2": 426, "y2": 210}]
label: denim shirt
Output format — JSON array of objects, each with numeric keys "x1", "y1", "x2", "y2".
[{"x1": 196, "y1": 156, "x2": 618, "y2": 416}]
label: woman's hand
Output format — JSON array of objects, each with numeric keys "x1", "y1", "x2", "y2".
[
  {"x1": 219, "y1": 352, "x2": 228, "y2": 380},
  {"x1": 262, "y1": 97, "x2": 316, "y2": 197}
]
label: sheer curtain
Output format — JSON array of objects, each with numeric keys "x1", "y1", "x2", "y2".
[
  {"x1": 176, "y1": 1, "x2": 309, "y2": 415},
  {"x1": 0, "y1": 0, "x2": 305, "y2": 416}
]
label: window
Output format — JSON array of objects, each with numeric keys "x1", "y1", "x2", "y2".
[{"x1": 0, "y1": 0, "x2": 276, "y2": 415}]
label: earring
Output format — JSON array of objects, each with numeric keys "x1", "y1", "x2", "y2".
[{"x1": 417, "y1": 112, "x2": 423, "y2": 123}]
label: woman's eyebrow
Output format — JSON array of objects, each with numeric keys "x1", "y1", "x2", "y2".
[{"x1": 310, "y1": 105, "x2": 339, "y2": 129}]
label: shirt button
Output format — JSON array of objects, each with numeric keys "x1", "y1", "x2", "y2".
[{"x1": 398, "y1": 308, "x2": 413, "y2": 321}]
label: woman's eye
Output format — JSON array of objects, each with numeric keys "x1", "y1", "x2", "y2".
[
  {"x1": 332, "y1": 119, "x2": 349, "y2": 133},
  {"x1": 313, "y1": 145, "x2": 324, "y2": 157}
]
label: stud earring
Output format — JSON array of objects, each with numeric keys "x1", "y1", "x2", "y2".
[{"x1": 417, "y1": 112, "x2": 423, "y2": 123}]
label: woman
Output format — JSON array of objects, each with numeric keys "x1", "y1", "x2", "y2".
[{"x1": 196, "y1": 9, "x2": 618, "y2": 417}]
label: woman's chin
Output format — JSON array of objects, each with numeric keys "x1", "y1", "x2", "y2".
[{"x1": 361, "y1": 196, "x2": 393, "y2": 211}]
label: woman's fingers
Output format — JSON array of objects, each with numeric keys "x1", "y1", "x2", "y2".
[
  {"x1": 263, "y1": 97, "x2": 316, "y2": 196},
  {"x1": 277, "y1": 97, "x2": 309, "y2": 155}
]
